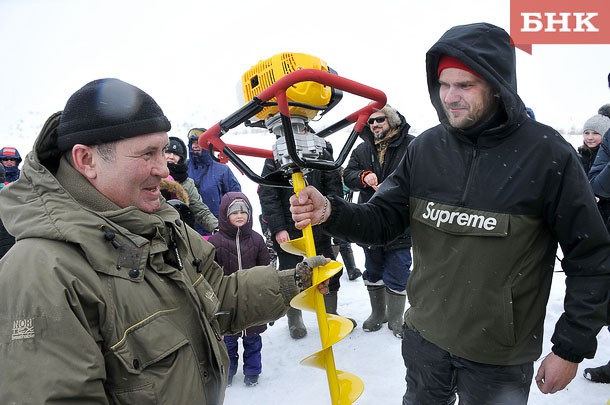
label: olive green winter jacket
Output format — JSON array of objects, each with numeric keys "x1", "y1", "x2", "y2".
[{"x1": 0, "y1": 113, "x2": 299, "y2": 404}]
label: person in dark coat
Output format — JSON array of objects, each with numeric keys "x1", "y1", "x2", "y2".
[
  {"x1": 258, "y1": 142, "x2": 351, "y2": 339},
  {"x1": 291, "y1": 23, "x2": 610, "y2": 403},
  {"x1": 208, "y1": 192, "x2": 270, "y2": 387},
  {"x1": 165, "y1": 136, "x2": 218, "y2": 233},
  {"x1": 331, "y1": 168, "x2": 363, "y2": 281},
  {"x1": 578, "y1": 113, "x2": 610, "y2": 228},
  {"x1": 343, "y1": 104, "x2": 415, "y2": 338},
  {"x1": 581, "y1": 82, "x2": 610, "y2": 385}
]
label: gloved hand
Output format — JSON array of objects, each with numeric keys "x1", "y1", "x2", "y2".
[{"x1": 294, "y1": 255, "x2": 330, "y2": 293}]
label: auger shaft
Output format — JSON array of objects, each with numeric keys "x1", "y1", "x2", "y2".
[{"x1": 291, "y1": 171, "x2": 343, "y2": 404}]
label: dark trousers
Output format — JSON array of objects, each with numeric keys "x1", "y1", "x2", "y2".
[
  {"x1": 224, "y1": 334, "x2": 263, "y2": 376},
  {"x1": 402, "y1": 326, "x2": 533, "y2": 405},
  {"x1": 363, "y1": 247, "x2": 411, "y2": 292}
]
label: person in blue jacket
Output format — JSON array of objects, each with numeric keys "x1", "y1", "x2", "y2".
[
  {"x1": 186, "y1": 128, "x2": 241, "y2": 236},
  {"x1": 0, "y1": 146, "x2": 22, "y2": 183}
]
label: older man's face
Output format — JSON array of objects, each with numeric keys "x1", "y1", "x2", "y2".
[
  {"x1": 91, "y1": 132, "x2": 170, "y2": 213},
  {"x1": 439, "y1": 68, "x2": 498, "y2": 129}
]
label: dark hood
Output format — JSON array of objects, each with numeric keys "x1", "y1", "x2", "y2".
[{"x1": 426, "y1": 23, "x2": 527, "y2": 139}]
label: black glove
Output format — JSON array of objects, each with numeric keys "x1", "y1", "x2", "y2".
[{"x1": 294, "y1": 255, "x2": 327, "y2": 291}]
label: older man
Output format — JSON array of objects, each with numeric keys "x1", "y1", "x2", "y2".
[
  {"x1": 0, "y1": 78, "x2": 326, "y2": 404},
  {"x1": 290, "y1": 23, "x2": 610, "y2": 404}
]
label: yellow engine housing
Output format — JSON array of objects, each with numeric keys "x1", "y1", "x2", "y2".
[{"x1": 242, "y1": 52, "x2": 334, "y2": 121}]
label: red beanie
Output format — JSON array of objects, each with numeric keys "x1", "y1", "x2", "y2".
[{"x1": 437, "y1": 55, "x2": 480, "y2": 78}]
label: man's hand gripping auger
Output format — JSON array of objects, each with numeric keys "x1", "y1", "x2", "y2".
[{"x1": 197, "y1": 53, "x2": 386, "y2": 404}]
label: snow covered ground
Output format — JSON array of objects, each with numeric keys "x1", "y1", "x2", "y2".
[{"x1": 222, "y1": 255, "x2": 610, "y2": 405}]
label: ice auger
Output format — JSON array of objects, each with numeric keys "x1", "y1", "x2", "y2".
[{"x1": 197, "y1": 53, "x2": 386, "y2": 404}]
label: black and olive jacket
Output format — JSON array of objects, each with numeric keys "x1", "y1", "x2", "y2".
[{"x1": 323, "y1": 23, "x2": 610, "y2": 366}]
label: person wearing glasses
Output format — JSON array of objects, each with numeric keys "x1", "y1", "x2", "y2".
[
  {"x1": 342, "y1": 105, "x2": 415, "y2": 338},
  {"x1": 0, "y1": 146, "x2": 22, "y2": 183},
  {"x1": 290, "y1": 23, "x2": 610, "y2": 403}
]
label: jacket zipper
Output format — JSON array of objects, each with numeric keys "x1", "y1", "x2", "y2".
[
  {"x1": 169, "y1": 227, "x2": 184, "y2": 270},
  {"x1": 235, "y1": 228, "x2": 242, "y2": 271},
  {"x1": 460, "y1": 145, "x2": 479, "y2": 204}
]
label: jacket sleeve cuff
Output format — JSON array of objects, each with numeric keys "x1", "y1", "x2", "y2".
[
  {"x1": 321, "y1": 194, "x2": 345, "y2": 229},
  {"x1": 360, "y1": 170, "x2": 373, "y2": 185},
  {"x1": 277, "y1": 269, "x2": 300, "y2": 307},
  {"x1": 551, "y1": 345, "x2": 584, "y2": 363}
]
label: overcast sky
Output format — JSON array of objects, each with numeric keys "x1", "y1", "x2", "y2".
[{"x1": 1, "y1": 0, "x2": 609, "y2": 155}]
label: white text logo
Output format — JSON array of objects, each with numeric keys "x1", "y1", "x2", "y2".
[
  {"x1": 12, "y1": 318, "x2": 35, "y2": 340},
  {"x1": 422, "y1": 202, "x2": 497, "y2": 231}
]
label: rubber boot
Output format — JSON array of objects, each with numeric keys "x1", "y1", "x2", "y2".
[
  {"x1": 286, "y1": 307, "x2": 307, "y2": 339},
  {"x1": 386, "y1": 288, "x2": 406, "y2": 338},
  {"x1": 339, "y1": 245, "x2": 362, "y2": 281},
  {"x1": 323, "y1": 291, "x2": 357, "y2": 329},
  {"x1": 362, "y1": 285, "x2": 387, "y2": 332}
]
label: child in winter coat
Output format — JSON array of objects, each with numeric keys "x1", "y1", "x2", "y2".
[{"x1": 207, "y1": 192, "x2": 270, "y2": 387}]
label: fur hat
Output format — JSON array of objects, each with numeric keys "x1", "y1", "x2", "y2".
[
  {"x1": 56, "y1": 78, "x2": 171, "y2": 152},
  {"x1": 227, "y1": 198, "x2": 250, "y2": 217},
  {"x1": 160, "y1": 177, "x2": 189, "y2": 204},
  {"x1": 167, "y1": 136, "x2": 186, "y2": 161},
  {"x1": 374, "y1": 104, "x2": 402, "y2": 130},
  {"x1": 583, "y1": 114, "x2": 610, "y2": 136}
]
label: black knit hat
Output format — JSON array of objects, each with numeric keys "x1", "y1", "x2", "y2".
[
  {"x1": 56, "y1": 78, "x2": 171, "y2": 152},
  {"x1": 168, "y1": 136, "x2": 186, "y2": 161}
]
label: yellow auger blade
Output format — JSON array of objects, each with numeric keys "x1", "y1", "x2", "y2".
[
  {"x1": 300, "y1": 351, "x2": 365, "y2": 405},
  {"x1": 281, "y1": 171, "x2": 364, "y2": 404}
]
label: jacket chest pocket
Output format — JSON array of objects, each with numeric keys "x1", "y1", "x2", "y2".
[
  {"x1": 192, "y1": 274, "x2": 222, "y2": 329},
  {"x1": 107, "y1": 313, "x2": 191, "y2": 403}
]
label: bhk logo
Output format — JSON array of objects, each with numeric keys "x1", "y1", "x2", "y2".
[{"x1": 510, "y1": 0, "x2": 610, "y2": 53}]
